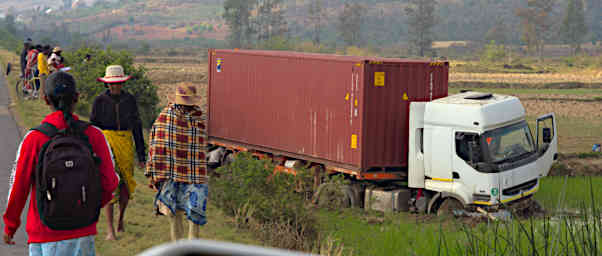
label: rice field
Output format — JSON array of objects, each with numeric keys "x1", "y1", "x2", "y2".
[
  {"x1": 450, "y1": 71, "x2": 602, "y2": 85},
  {"x1": 135, "y1": 56, "x2": 208, "y2": 108}
]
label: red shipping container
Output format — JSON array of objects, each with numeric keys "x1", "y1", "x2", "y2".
[{"x1": 208, "y1": 50, "x2": 448, "y2": 172}]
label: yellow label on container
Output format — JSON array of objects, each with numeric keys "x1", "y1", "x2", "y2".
[
  {"x1": 403, "y1": 93, "x2": 409, "y2": 101},
  {"x1": 374, "y1": 72, "x2": 385, "y2": 87},
  {"x1": 351, "y1": 134, "x2": 358, "y2": 149},
  {"x1": 354, "y1": 99, "x2": 358, "y2": 106},
  {"x1": 345, "y1": 93, "x2": 350, "y2": 101}
]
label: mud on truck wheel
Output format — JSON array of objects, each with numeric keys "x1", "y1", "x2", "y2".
[
  {"x1": 313, "y1": 183, "x2": 361, "y2": 209},
  {"x1": 436, "y1": 198, "x2": 465, "y2": 216}
]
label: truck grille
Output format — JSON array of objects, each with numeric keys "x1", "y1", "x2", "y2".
[
  {"x1": 503, "y1": 179, "x2": 537, "y2": 196},
  {"x1": 473, "y1": 194, "x2": 491, "y2": 202}
]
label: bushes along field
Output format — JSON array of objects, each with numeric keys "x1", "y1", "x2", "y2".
[
  {"x1": 63, "y1": 46, "x2": 160, "y2": 127},
  {"x1": 210, "y1": 152, "x2": 320, "y2": 251}
]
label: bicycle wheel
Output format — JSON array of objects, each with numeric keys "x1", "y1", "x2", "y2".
[{"x1": 15, "y1": 78, "x2": 24, "y2": 99}]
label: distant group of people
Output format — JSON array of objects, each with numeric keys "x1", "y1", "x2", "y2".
[
  {"x1": 20, "y1": 38, "x2": 65, "y2": 98},
  {"x1": 3, "y1": 61, "x2": 208, "y2": 255}
]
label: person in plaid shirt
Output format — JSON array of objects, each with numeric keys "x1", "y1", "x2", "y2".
[{"x1": 145, "y1": 82, "x2": 208, "y2": 241}]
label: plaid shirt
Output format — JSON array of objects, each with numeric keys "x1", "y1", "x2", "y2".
[{"x1": 145, "y1": 104, "x2": 208, "y2": 184}]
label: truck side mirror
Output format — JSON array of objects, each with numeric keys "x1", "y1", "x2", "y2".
[{"x1": 542, "y1": 128, "x2": 551, "y2": 143}]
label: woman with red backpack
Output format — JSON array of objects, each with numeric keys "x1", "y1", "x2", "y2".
[{"x1": 3, "y1": 72, "x2": 118, "y2": 256}]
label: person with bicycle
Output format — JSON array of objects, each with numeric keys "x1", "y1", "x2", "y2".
[
  {"x1": 20, "y1": 38, "x2": 32, "y2": 78},
  {"x1": 24, "y1": 45, "x2": 41, "y2": 98}
]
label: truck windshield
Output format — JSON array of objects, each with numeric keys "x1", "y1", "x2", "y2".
[{"x1": 482, "y1": 121, "x2": 535, "y2": 164}]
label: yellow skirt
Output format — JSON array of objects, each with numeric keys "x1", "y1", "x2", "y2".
[{"x1": 102, "y1": 130, "x2": 137, "y2": 204}]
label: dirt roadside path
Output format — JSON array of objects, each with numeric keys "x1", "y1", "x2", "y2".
[{"x1": 0, "y1": 70, "x2": 28, "y2": 255}]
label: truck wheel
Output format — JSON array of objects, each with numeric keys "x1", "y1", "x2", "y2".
[
  {"x1": 345, "y1": 185, "x2": 361, "y2": 208},
  {"x1": 314, "y1": 183, "x2": 359, "y2": 208},
  {"x1": 216, "y1": 153, "x2": 236, "y2": 177},
  {"x1": 436, "y1": 198, "x2": 464, "y2": 216},
  {"x1": 223, "y1": 153, "x2": 235, "y2": 166},
  {"x1": 350, "y1": 183, "x2": 364, "y2": 208}
]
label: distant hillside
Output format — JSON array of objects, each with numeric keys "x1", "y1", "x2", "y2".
[
  {"x1": 0, "y1": 0, "x2": 54, "y2": 16},
  {"x1": 5, "y1": 0, "x2": 600, "y2": 54},
  {"x1": 40, "y1": 0, "x2": 225, "y2": 42},
  {"x1": 21, "y1": 0, "x2": 411, "y2": 42}
]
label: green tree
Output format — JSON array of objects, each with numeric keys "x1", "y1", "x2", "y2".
[
  {"x1": 481, "y1": 40, "x2": 506, "y2": 62},
  {"x1": 585, "y1": 0, "x2": 601, "y2": 45},
  {"x1": 405, "y1": 0, "x2": 438, "y2": 57},
  {"x1": 255, "y1": 0, "x2": 287, "y2": 44},
  {"x1": 485, "y1": 18, "x2": 515, "y2": 63},
  {"x1": 4, "y1": 14, "x2": 17, "y2": 36},
  {"x1": 515, "y1": 0, "x2": 555, "y2": 59},
  {"x1": 223, "y1": 0, "x2": 256, "y2": 48},
  {"x1": 0, "y1": 16, "x2": 19, "y2": 52},
  {"x1": 306, "y1": 0, "x2": 325, "y2": 45},
  {"x1": 561, "y1": 0, "x2": 588, "y2": 55},
  {"x1": 63, "y1": 0, "x2": 73, "y2": 10},
  {"x1": 63, "y1": 47, "x2": 159, "y2": 128},
  {"x1": 485, "y1": 18, "x2": 509, "y2": 45},
  {"x1": 338, "y1": 3, "x2": 364, "y2": 47}
]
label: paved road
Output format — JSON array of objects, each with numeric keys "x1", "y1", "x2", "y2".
[{"x1": 0, "y1": 69, "x2": 28, "y2": 255}]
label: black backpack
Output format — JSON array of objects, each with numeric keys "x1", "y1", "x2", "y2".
[{"x1": 32, "y1": 121, "x2": 103, "y2": 230}]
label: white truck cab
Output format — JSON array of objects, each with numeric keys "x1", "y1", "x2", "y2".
[{"x1": 408, "y1": 91, "x2": 558, "y2": 211}]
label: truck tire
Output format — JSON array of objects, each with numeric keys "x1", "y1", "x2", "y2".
[
  {"x1": 350, "y1": 183, "x2": 364, "y2": 208},
  {"x1": 344, "y1": 185, "x2": 361, "y2": 208},
  {"x1": 436, "y1": 198, "x2": 464, "y2": 216},
  {"x1": 223, "y1": 153, "x2": 235, "y2": 166},
  {"x1": 314, "y1": 183, "x2": 359, "y2": 208}
]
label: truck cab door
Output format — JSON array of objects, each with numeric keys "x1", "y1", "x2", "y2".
[{"x1": 535, "y1": 113, "x2": 557, "y2": 176}]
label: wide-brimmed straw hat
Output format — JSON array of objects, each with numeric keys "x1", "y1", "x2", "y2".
[
  {"x1": 52, "y1": 46, "x2": 62, "y2": 53},
  {"x1": 174, "y1": 83, "x2": 201, "y2": 106},
  {"x1": 97, "y1": 65, "x2": 131, "y2": 84}
]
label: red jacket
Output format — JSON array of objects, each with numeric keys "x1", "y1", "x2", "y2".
[{"x1": 3, "y1": 111, "x2": 118, "y2": 243}]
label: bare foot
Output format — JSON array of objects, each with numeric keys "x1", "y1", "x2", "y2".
[{"x1": 105, "y1": 233, "x2": 117, "y2": 241}]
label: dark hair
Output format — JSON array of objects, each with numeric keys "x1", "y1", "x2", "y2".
[{"x1": 46, "y1": 72, "x2": 78, "y2": 134}]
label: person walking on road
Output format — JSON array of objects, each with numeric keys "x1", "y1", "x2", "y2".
[
  {"x1": 145, "y1": 82, "x2": 209, "y2": 241},
  {"x1": 2, "y1": 71, "x2": 118, "y2": 256},
  {"x1": 91, "y1": 65, "x2": 146, "y2": 241}
]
